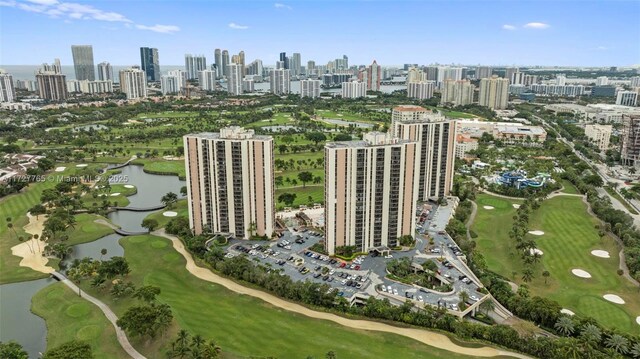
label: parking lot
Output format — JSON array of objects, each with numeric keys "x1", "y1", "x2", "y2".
[{"x1": 223, "y1": 200, "x2": 488, "y2": 315}]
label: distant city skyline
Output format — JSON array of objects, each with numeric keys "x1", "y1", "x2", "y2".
[{"x1": 0, "y1": 0, "x2": 639, "y2": 67}]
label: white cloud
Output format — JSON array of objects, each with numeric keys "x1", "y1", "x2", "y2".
[
  {"x1": 524, "y1": 22, "x2": 550, "y2": 29},
  {"x1": 595, "y1": 46, "x2": 608, "y2": 51},
  {"x1": 0, "y1": 0, "x2": 181, "y2": 33},
  {"x1": 502, "y1": 24, "x2": 516, "y2": 30},
  {"x1": 229, "y1": 22, "x2": 248, "y2": 30},
  {"x1": 135, "y1": 24, "x2": 180, "y2": 34},
  {"x1": 274, "y1": 3, "x2": 292, "y2": 10}
]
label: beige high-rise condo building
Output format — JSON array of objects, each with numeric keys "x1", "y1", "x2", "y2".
[
  {"x1": 440, "y1": 79, "x2": 475, "y2": 106},
  {"x1": 36, "y1": 71, "x2": 68, "y2": 101},
  {"x1": 584, "y1": 124, "x2": 612, "y2": 152},
  {"x1": 478, "y1": 76, "x2": 509, "y2": 109},
  {"x1": 324, "y1": 132, "x2": 419, "y2": 255},
  {"x1": 119, "y1": 67, "x2": 147, "y2": 99},
  {"x1": 392, "y1": 105, "x2": 456, "y2": 200},
  {"x1": 184, "y1": 127, "x2": 274, "y2": 238}
]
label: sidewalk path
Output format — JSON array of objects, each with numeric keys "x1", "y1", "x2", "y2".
[{"x1": 52, "y1": 271, "x2": 146, "y2": 359}]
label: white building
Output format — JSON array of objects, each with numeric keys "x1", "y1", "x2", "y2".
[
  {"x1": 407, "y1": 81, "x2": 435, "y2": 100},
  {"x1": 455, "y1": 134, "x2": 479, "y2": 159},
  {"x1": 66, "y1": 80, "x2": 113, "y2": 94},
  {"x1": 440, "y1": 79, "x2": 475, "y2": 106},
  {"x1": 198, "y1": 70, "x2": 216, "y2": 91},
  {"x1": 161, "y1": 75, "x2": 180, "y2": 95},
  {"x1": 324, "y1": 131, "x2": 419, "y2": 255},
  {"x1": 97, "y1": 62, "x2": 113, "y2": 81},
  {"x1": 185, "y1": 54, "x2": 207, "y2": 80},
  {"x1": 270, "y1": 68, "x2": 291, "y2": 95},
  {"x1": 300, "y1": 79, "x2": 321, "y2": 98},
  {"x1": 555, "y1": 74, "x2": 567, "y2": 86},
  {"x1": 478, "y1": 76, "x2": 509, "y2": 110},
  {"x1": 631, "y1": 76, "x2": 640, "y2": 88},
  {"x1": 119, "y1": 67, "x2": 147, "y2": 99},
  {"x1": 227, "y1": 63, "x2": 243, "y2": 95},
  {"x1": 167, "y1": 70, "x2": 187, "y2": 91},
  {"x1": 475, "y1": 66, "x2": 493, "y2": 79},
  {"x1": 341, "y1": 81, "x2": 367, "y2": 98},
  {"x1": 617, "y1": 91, "x2": 638, "y2": 107},
  {"x1": 596, "y1": 76, "x2": 609, "y2": 86},
  {"x1": 436, "y1": 67, "x2": 463, "y2": 86},
  {"x1": 0, "y1": 70, "x2": 16, "y2": 103},
  {"x1": 184, "y1": 127, "x2": 274, "y2": 238},
  {"x1": 584, "y1": 124, "x2": 612, "y2": 152}
]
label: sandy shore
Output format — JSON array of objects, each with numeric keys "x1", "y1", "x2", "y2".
[
  {"x1": 154, "y1": 229, "x2": 529, "y2": 358},
  {"x1": 10, "y1": 213, "x2": 53, "y2": 274}
]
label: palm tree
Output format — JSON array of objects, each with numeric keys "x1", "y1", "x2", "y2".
[
  {"x1": 458, "y1": 290, "x2": 470, "y2": 306},
  {"x1": 521, "y1": 268, "x2": 534, "y2": 283},
  {"x1": 479, "y1": 299, "x2": 495, "y2": 315},
  {"x1": 629, "y1": 342, "x2": 640, "y2": 358},
  {"x1": 191, "y1": 334, "x2": 205, "y2": 351},
  {"x1": 7, "y1": 222, "x2": 17, "y2": 238},
  {"x1": 555, "y1": 316, "x2": 575, "y2": 336},
  {"x1": 202, "y1": 340, "x2": 221, "y2": 358},
  {"x1": 605, "y1": 334, "x2": 629, "y2": 354},
  {"x1": 542, "y1": 270, "x2": 550, "y2": 285},
  {"x1": 579, "y1": 324, "x2": 601, "y2": 347}
]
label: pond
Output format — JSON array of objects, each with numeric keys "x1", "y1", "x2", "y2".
[{"x1": 0, "y1": 164, "x2": 185, "y2": 356}]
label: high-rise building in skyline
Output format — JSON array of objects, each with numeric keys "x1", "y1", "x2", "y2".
[
  {"x1": 221, "y1": 50, "x2": 230, "y2": 78},
  {"x1": 290, "y1": 53, "x2": 301, "y2": 77},
  {"x1": 279, "y1": 52, "x2": 289, "y2": 69},
  {"x1": 424, "y1": 66, "x2": 438, "y2": 82},
  {"x1": 184, "y1": 54, "x2": 207, "y2": 80},
  {"x1": 584, "y1": 124, "x2": 612, "y2": 152},
  {"x1": 0, "y1": 70, "x2": 16, "y2": 103},
  {"x1": 97, "y1": 62, "x2": 113, "y2": 82},
  {"x1": 620, "y1": 114, "x2": 640, "y2": 167},
  {"x1": 631, "y1": 76, "x2": 640, "y2": 88},
  {"x1": 391, "y1": 105, "x2": 456, "y2": 200},
  {"x1": 71, "y1": 45, "x2": 95, "y2": 81},
  {"x1": 407, "y1": 81, "x2": 435, "y2": 100},
  {"x1": 227, "y1": 63, "x2": 243, "y2": 95},
  {"x1": 246, "y1": 60, "x2": 263, "y2": 76},
  {"x1": 41, "y1": 58, "x2": 61, "y2": 74},
  {"x1": 359, "y1": 60, "x2": 381, "y2": 92},
  {"x1": 617, "y1": 91, "x2": 639, "y2": 107},
  {"x1": 307, "y1": 60, "x2": 316, "y2": 76},
  {"x1": 167, "y1": 69, "x2": 187, "y2": 91},
  {"x1": 270, "y1": 68, "x2": 290, "y2": 95},
  {"x1": 184, "y1": 127, "x2": 275, "y2": 238},
  {"x1": 342, "y1": 81, "x2": 367, "y2": 98},
  {"x1": 140, "y1": 47, "x2": 160, "y2": 82},
  {"x1": 214, "y1": 49, "x2": 222, "y2": 79},
  {"x1": 440, "y1": 79, "x2": 475, "y2": 106},
  {"x1": 555, "y1": 74, "x2": 567, "y2": 86},
  {"x1": 475, "y1": 66, "x2": 493, "y2": 79},
  {"x1": 198, "y1": 70, "x2": 216, "y2": 91},
  {"x1": 242, "y1": 79, "x2": 254, "y2": 93},
  {"x1": 324, "y1": 131, "x2": 419, "y2": 255},
  {"x1": 300, "y1": 79, "x2": 321, "y2": 98},
  {"x1": 161, "y1": 74, "x2": 180, "y2": 95},
  {"x1": 66, "y1": 79, "x2": 113, "y2": 94},
  {"x1": 510, "y1": 72, "x2": 538, "y2": 86},
  {"x1": 36, "y1": 71, "x2": 68, "y2": 101},
  {"x1": 478, "y1": 76, "x2": 509, "y2": 109},
  {"x1": 119, "y1": 67, "x2": 147, "y2": 99},
  {"x1": 436, "y1": 67, "x2": 463, "y2": 85},
  {"x1": 504, "y1": 67, "x2": 518, "y2": 82}
]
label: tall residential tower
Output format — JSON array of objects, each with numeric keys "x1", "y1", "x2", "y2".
[{"x1": 71, "y1": 45, "x2": 95, "y2": 81}]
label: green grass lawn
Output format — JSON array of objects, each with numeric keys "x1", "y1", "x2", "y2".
[
  {"x1": 81, "y1": 184, "x2": 137, "y2": 209},
  {"x1": 143, "y1": 199, "x2": 188, "y2": 229},
  {"x1": 473, "y1": 194, "x2": 640, "y2": 334},
  {"x1": 560, "y1": 179, "x2": 580, "y2": 194},
  {"x1": 76, "y1": 234, "x2": 478, "y2": 359},
  {"x1": 131, "y1": 159, "x2": 186, "y2": 179},
  {"x1": 0, "y1": 164, "x2": 104, "y2": 284},
  {"x1": 31, "y1": 282, "x2": 128, "y2": 359},
  {"x1": 472, "y1": 194, "x2": 524, "y2": 278},
  {"x1": 275, "y1": 185, "x2": 324, "y2": 210},
  {"x1": 135, "y1": 111, "x2": 198, "y2": 119},
  {"x1": 64, "y1": 214, "x2": 114, "y2": 246}
]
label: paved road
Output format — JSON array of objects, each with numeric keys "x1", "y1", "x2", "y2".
[{"x1": 52, "y1": 272, "x2": 146, "y2": 359}]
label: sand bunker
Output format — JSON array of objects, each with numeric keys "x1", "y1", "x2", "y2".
[
  {"x1": 483, "y1": 206, "x2": 495, "y2": 210},
  {"x1": 110, "y1": 192, "x2": 121, "y2": 196},
  {"x1": 571, "y1": 269, "x2": 592, "y2": 278},
  {"x1": 75, "y1": 164, "x2": 88, "y2": 167},
  {"x1": 163, "y1": 211, "x2": 178, "y2": 217},
  {"x1": 512, "y1": 204, "x2": 521, "y2": 209},
  {"x1": 528, "y1": 230, "x2": 545, "y2": 236},
  {"x1": 560, "y1": 309, "x2": 575, "y2": 316},
  {"x1": 124, "y1": 185, "x2": 135, "y2": 189},
  {"x1": 54, "y1": 166, "x2": 66, "y2": 172},
  {"x1": 603, "y1": 294, "x2": 625, "y2": 304},
  {"x1": 10, "y1": 213, "x2": 53, "y2": 274},
  {"x1": 591, "y1": 250, "x2": 610, "y2": 258},
  {"x1": 529, "y1": 248, "x2": 544, "y2": 256}
]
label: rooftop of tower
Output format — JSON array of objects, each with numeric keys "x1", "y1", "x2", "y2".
[
  {"x1": 392, "y1": 105, "x2": 429, "y2": 112},
  {"x1": 185, "y1": 126, "x2": 272, "y2": 141},
  {"x1": 325, "y1": 131, "x2": 414, "y2": 149}
]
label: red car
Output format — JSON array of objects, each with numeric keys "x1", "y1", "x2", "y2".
[
  {"x1": 339, "y1": 262, "x2": 346, "y2": 268},
  {"x1": 355, "y1": 265, "x2": 361, "y2": 270}
]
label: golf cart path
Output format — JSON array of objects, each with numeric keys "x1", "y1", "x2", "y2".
[
  {"x1": 52, "y1": 271, "x2": 145, "y2": 359},
  {"x1": 152, "y1": 229, "x2": 530, "y2": 359}
]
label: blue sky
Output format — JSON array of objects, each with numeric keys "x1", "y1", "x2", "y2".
[{"x1": 1, "y1": 0, "x2": 639, "y2": 67}]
